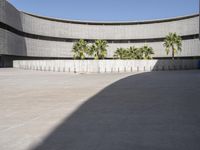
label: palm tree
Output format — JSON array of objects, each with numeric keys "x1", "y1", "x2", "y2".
[
  {"x1": 114, "y1": 48, "x2": 126, "y2": 59},
  {"x1": 128, "y1": 46, "x2": 142, "y2": 59},
  {"x1": 72, "y1": 39, "x2": 88, "y2": 59},
  {"x1": 140, "y1": 45, "x2": 154, "y2": 59},
  {"x1": 89, "y1": 40, "x2": 108, "y2": 59},
  {"x1": 113, "y1": 46, "x2": 153, "y2": 60},
  {"x1": 163, "y1": 33, "x2": 182, "y2": 59}
]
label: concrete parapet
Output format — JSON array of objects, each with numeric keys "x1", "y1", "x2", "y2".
[{"x1": 13, "y1": 59, "x2": 200, "y2": 73}]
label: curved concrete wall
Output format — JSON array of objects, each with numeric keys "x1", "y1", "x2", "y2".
[
  {"x1": 0, "y1": 0, "x2": 199, "y2": 59},
  {"x1": 21, "y1": 13, "x2": 199, "y2": 40}
]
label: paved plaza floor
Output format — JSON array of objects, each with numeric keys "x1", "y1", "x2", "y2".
[{"x1": 0, "y1": 69, "x2": 200, "y2": 150}]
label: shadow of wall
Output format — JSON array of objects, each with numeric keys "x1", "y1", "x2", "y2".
[
  {"x1": 152, "y1": 59, "x2": 200, "y2": 71},
  {"x1": 31, "y1": 71, "x2": 200, "y2": 150}
]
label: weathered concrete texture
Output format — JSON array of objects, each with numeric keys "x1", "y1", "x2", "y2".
[
  {"x1": 13, "y1": 59, "x2": 200, "y2": 73},
  {"x1": 0, "y1": 0, "x2": 6, "y2": 55},
  {"x1": 20, "y1": 38, "x2": 200, "y2": 58},
  {"x1": 0, "y1": 1, "x2": 199, "y2": 58},
  {"x1": 0, "y1": 0, "x2": 6, "y2": 23},
  {"x1": 0, "y1": 69, "x2": 200, "y2": 150},
  {"x1": 21, "y1": 13, "x2": 199, "y2": 40},
  {"x1": 0, "y1": 0, "x2": 27, "y2": 57}
]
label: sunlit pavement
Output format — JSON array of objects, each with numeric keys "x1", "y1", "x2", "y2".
[{"x1": 0, "y1": 68, "x2": 200, "y2": 150}]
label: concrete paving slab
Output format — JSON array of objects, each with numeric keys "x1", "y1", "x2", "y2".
[{"x1": 0, "y1": 69, "x2": 200, "y2": 150}]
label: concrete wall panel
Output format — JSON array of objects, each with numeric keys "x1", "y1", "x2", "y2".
[
  {"x1": 13, "y1": 60, "x2": 200, "y2": 73},
  {"x1": 21, "y1": 15, "x2": 199, "y2": 39},
  {"x1": 0, "y1": 1, "x2": 199, "y2": 59}
]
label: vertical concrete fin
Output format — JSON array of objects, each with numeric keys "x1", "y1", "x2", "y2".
[
  {"x1": 0, "y1": 0, "x2": 6, "y2": 22},
  {"x1": 0, "y1": 0, "x2": 6, "y2": 55}
]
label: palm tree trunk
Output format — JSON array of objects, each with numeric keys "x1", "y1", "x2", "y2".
[{"x1": 172, "y1": 46, "x2": 175, "y2": 60}]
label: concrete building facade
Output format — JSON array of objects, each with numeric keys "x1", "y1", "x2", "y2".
[{"x1": 0, "y1": 0, "x2": 199, "y2": 67}]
